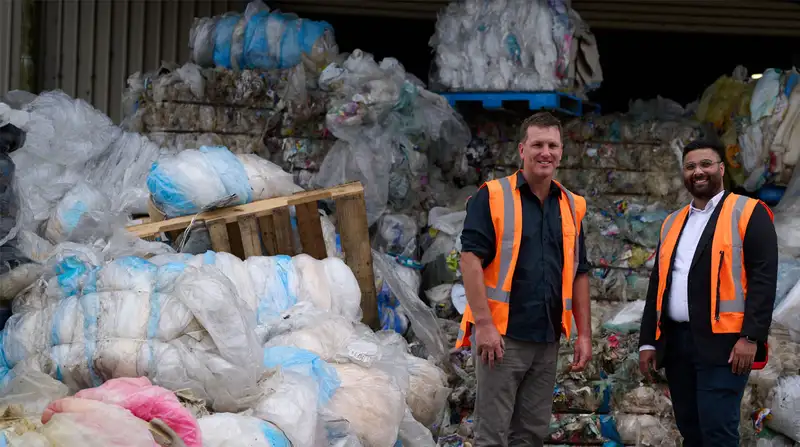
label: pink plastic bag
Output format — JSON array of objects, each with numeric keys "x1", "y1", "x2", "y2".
[
  {"x1": 74, "y1": 377, "x2": 202, "y2": 447},
  {"x1": 40, "y1": 397, "x2": 158, "y2": 447}
]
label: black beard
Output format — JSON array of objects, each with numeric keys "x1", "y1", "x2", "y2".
[{"x1": 684, "y1": 175, "x2": 722, "y2": 200}]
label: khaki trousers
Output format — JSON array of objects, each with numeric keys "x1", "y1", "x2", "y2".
[{"x1": 473, "y1": 337, "x2": 558, "y2": 447}]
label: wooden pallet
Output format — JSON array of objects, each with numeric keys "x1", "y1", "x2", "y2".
[{"x1": 126, "y1": 182, "x2": 378, "y2": 329}]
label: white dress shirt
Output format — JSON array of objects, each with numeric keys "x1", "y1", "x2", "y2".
[{"x1": 640, "y1": 190, "x2": 725, "y2": 352}]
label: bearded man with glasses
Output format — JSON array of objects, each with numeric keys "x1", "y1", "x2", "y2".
[{"x1": 637, "y1": 140, "x2": 778, "y2": 446}]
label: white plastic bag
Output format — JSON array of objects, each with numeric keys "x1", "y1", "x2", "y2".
[
  {"x1": 767, "y1": 375, "x2": 800, "y2": 441},
  {"x1": 327, "y1": 363, "x2": 406, "y2": 447},
  {"x1": 198, "y1": 413, "x2": 292, "y2": 447}
]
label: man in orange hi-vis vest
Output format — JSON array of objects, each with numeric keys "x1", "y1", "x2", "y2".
[
  {"x1": 638, "y1": 140, "x2": 777, "y2": 447},
  {"x1": 458, "y1": 112, "x2": 592, "y2": 447}
]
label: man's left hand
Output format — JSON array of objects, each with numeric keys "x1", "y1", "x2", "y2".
[
  {"x1": 728, "y1": 338, "x2": 757, "y2": 375},
  {"x1": 571, "y1": 336, "x2": 592, "y2": 372}
]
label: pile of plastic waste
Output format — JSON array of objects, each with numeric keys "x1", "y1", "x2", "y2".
[
  {"x1": 0, "y1": 90, "x2": 171, "y2": 303},
  {"x1": 312, "y1": 49, "x2": 471, "y2": 226},
  {"x1": 0, "y1": 230, "x2": 449, "y2": 446},
  {"x1": 695, "y1": 66, "x2": 800, "y2": 193},
  {"x1": 429, "y1": 0, "x2": 603, "y2": 94},
  {"x1": 188, "y1": 0, "x2": 338, "y2": 74}
]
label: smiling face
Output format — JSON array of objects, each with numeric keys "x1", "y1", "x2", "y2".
[
  {"x1": 519, "y1": 125, "x2": 563, "y2": 180},
  {"x1": 682, "y1": 147, "x2": 725, "y2": 201}
]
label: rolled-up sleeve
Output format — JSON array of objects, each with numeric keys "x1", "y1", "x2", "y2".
[
  {"x1": 577, "y1": 227, "x2": 590, "y2": 274},
  {"x1": 460, "y1": 186, "x2": 496, "y2": 266}
]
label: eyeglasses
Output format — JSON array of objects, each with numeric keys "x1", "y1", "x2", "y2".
[{"x1": 683, "y1": 160, "x2": 722, "y2": 172}]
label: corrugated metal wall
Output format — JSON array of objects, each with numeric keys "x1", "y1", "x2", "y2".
[
  {"x1": 0, "y1": 0, "x2": 24, "y2": 95},
  {"x1": 34, "y1": 0, "x2": 246, "y2": 123}
]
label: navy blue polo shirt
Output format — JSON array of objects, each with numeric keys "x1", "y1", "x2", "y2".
[{"x1": 460, "y1": 171, "x2": 590, "y2": 343}]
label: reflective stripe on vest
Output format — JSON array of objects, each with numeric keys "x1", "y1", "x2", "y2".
[
  {"x1": 485, "y1": 174, "x2": 517, "y2": 304},
  {"x1": 455, "y1": 174, "x2": 585, "y2": 348},
  {"x1": 654, "y1": 194, "x2": 771, "y2": 340}
]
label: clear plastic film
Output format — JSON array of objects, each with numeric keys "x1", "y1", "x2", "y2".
[{"x1": 372, "y1": 250, "x2": 448, "y2": 363}]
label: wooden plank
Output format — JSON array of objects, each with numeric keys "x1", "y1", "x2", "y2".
[
  {"x1": 295, "y1": 202, "x2": 327, "y2": 260},
  {"x1": 127, "y1": 183, "x2": 364, "y2": 238},
  {"x1": 335, "y1": 192, "x2": 378, "y2": 329},
  {"x1": 238, "y1": 215, "x2": 263, "y2": 258},
  {"x1": 272, "y1": 207, "x2": 295, "y2": 256},
  {"x1": 207, "y1": 220, "x2": 232, "y2": 253},
  {"x1": 258, "y1": 215, "x2": 278, "y2": 256}
]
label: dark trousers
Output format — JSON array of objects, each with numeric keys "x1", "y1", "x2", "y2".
[
  {"x1": 474, "y1": 338, "x2": 558, "y2": 447},
  {"x1": 663, "y1": 323, "x2": 749, "y2": 447}
]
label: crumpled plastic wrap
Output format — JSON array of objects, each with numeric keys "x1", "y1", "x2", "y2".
[
  {"x1": 72, "y1": 376, "x2": 202, "y2": 447},
  {"x1": 6, "y1": 397, "x2": 158, "y2": 446},
  {"x1": 1, "y1": 91, "x2": 166, "y2": 249},
  {"x1": 147, "y1": 146, "x2": 302, "y2": 218},
  {"x1": 314, "y1": 50, "x2": 470, "y2": 225},
  {"x1": 614, "y1": 413, "x2": 680, "y2": 447},
  {"x1": 198, "y1": 413, "x2": 292, "y2": 447},
  {"x1": 766, "y1": 375, "x2": 800, "y2": 442},
  {"x1": 405, "y1": 353, "x2": 450, "y2": 428},
  {"x1": 372, "y1": 251, "x2": 448, "y2": 363},
  {"x1": 188, "y1": 0, "x2": 338, "y2": 73},
  {"x1": 430, "y1": 0, "x2": 603, "y2": 94},
  {"x1": 695, "y1": 67, "x2": 800, "y2": 191},
  {"x1": 327, "y1": 363, "x2": 406, "y2": 447}
]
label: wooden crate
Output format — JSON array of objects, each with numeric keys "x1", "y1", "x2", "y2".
[{"x1": 126, "y1": 182, "x2": 378, "y2": 328}]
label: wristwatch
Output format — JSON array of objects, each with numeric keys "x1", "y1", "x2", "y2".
[{"x1": 742, "y1": 336, "x2": 757, "y2": 344}]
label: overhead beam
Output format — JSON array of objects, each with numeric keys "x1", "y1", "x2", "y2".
[{"x1": 270, "y1": 0, "x2": 800, "y2": 37}]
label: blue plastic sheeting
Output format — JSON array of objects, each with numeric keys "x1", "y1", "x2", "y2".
[
  {"x1": 200, "y1": 146, "x2": 252, "y2": 205},
  {"x1": 260, "y1": 420, "x2": 292, "y2": 447},
  {"x1": 214, "y1": 14, "x2": 241, "y2": 68},
  {"x1": 147, "y1": 146, "x2": 252, "y2": 218},
  {"x1": 255, "y1": 256, "x2": 297, "y2": 324},
  {"x1": 263, "y1": 346, "x2": 340, "y2": 406},
  {"x1": 213, "y1": 11, "x2": 333, "y2": 70},
  {"x1": 377, "y1": 280, "x2": 410, "y2": 335}
]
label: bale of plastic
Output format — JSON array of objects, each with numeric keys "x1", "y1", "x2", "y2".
[
  {"x1": 188, "y1": 0, "x2": 338, "y2": 73},
  {"x1": 430, "y1": 0, "x2": 603, "y2": 93},
  {"x1": 147, "y1": 146, "x2": 302, "y2": 218}
]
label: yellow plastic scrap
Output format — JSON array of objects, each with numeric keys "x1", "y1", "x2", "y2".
[
  {"x1": 696, "y1": 76, "x2": 749, "y2": 130},
  {"x1": 721, "y1": 126, "x2": 746, "y2": 186}
]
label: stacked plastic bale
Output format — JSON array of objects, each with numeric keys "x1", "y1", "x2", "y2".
[
  {"x1": 124, "y1": 63, "x2": 332, "y2": 190},
  {"x1": 695, "y1": 66, "x2": 800, "y2": 195},
  {"x1": 429, "y1": 0, "x2": 603, "y2": 96},
  {"x1": 125, "y1": 0, "x2": 340, "y2": 191},
  {"x1": 0, "y1": 233, "x2": 449, "y2": 447}
]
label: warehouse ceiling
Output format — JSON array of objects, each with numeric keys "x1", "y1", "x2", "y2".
[{"x1": 270, "y1": 0, "x2": 800, "y2": 37}]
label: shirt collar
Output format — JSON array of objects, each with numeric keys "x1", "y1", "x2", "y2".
[
  {"x1": 690, "y1": 189, "x2": 725, "y2": 213},
  {"x1": 516, "y1": 171, "x2": 560, "y2": 197}
]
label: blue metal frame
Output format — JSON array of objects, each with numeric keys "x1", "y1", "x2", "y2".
[{"x1": 438, "y1": 91, "x2": 600, "y2": 116}]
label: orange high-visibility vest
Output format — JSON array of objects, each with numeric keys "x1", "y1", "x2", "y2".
[
  {"x1": 455, "y1": 173, "x2": 586, "y2": 348},
  {"x1": 654, "y1": 194, "x2": 774, "y2": 340}
]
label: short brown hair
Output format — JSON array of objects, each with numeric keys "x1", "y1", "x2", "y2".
[{"x1": 518, "y1": 112, "x2": 562, "y2": 144}]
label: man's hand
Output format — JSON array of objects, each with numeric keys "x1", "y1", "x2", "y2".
[
  {"x1": 475, "y1": 321, "x2": 505, "y2": 368},
  {"x1": 639, "y1": 350, "x2": 657, "y2": 382},
  {"x1": 729, "y1": 338, "x2": 757, "y2": 375},
  {"x1": 570, "y1": 336, "x2": 592, "y2": 372}
]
